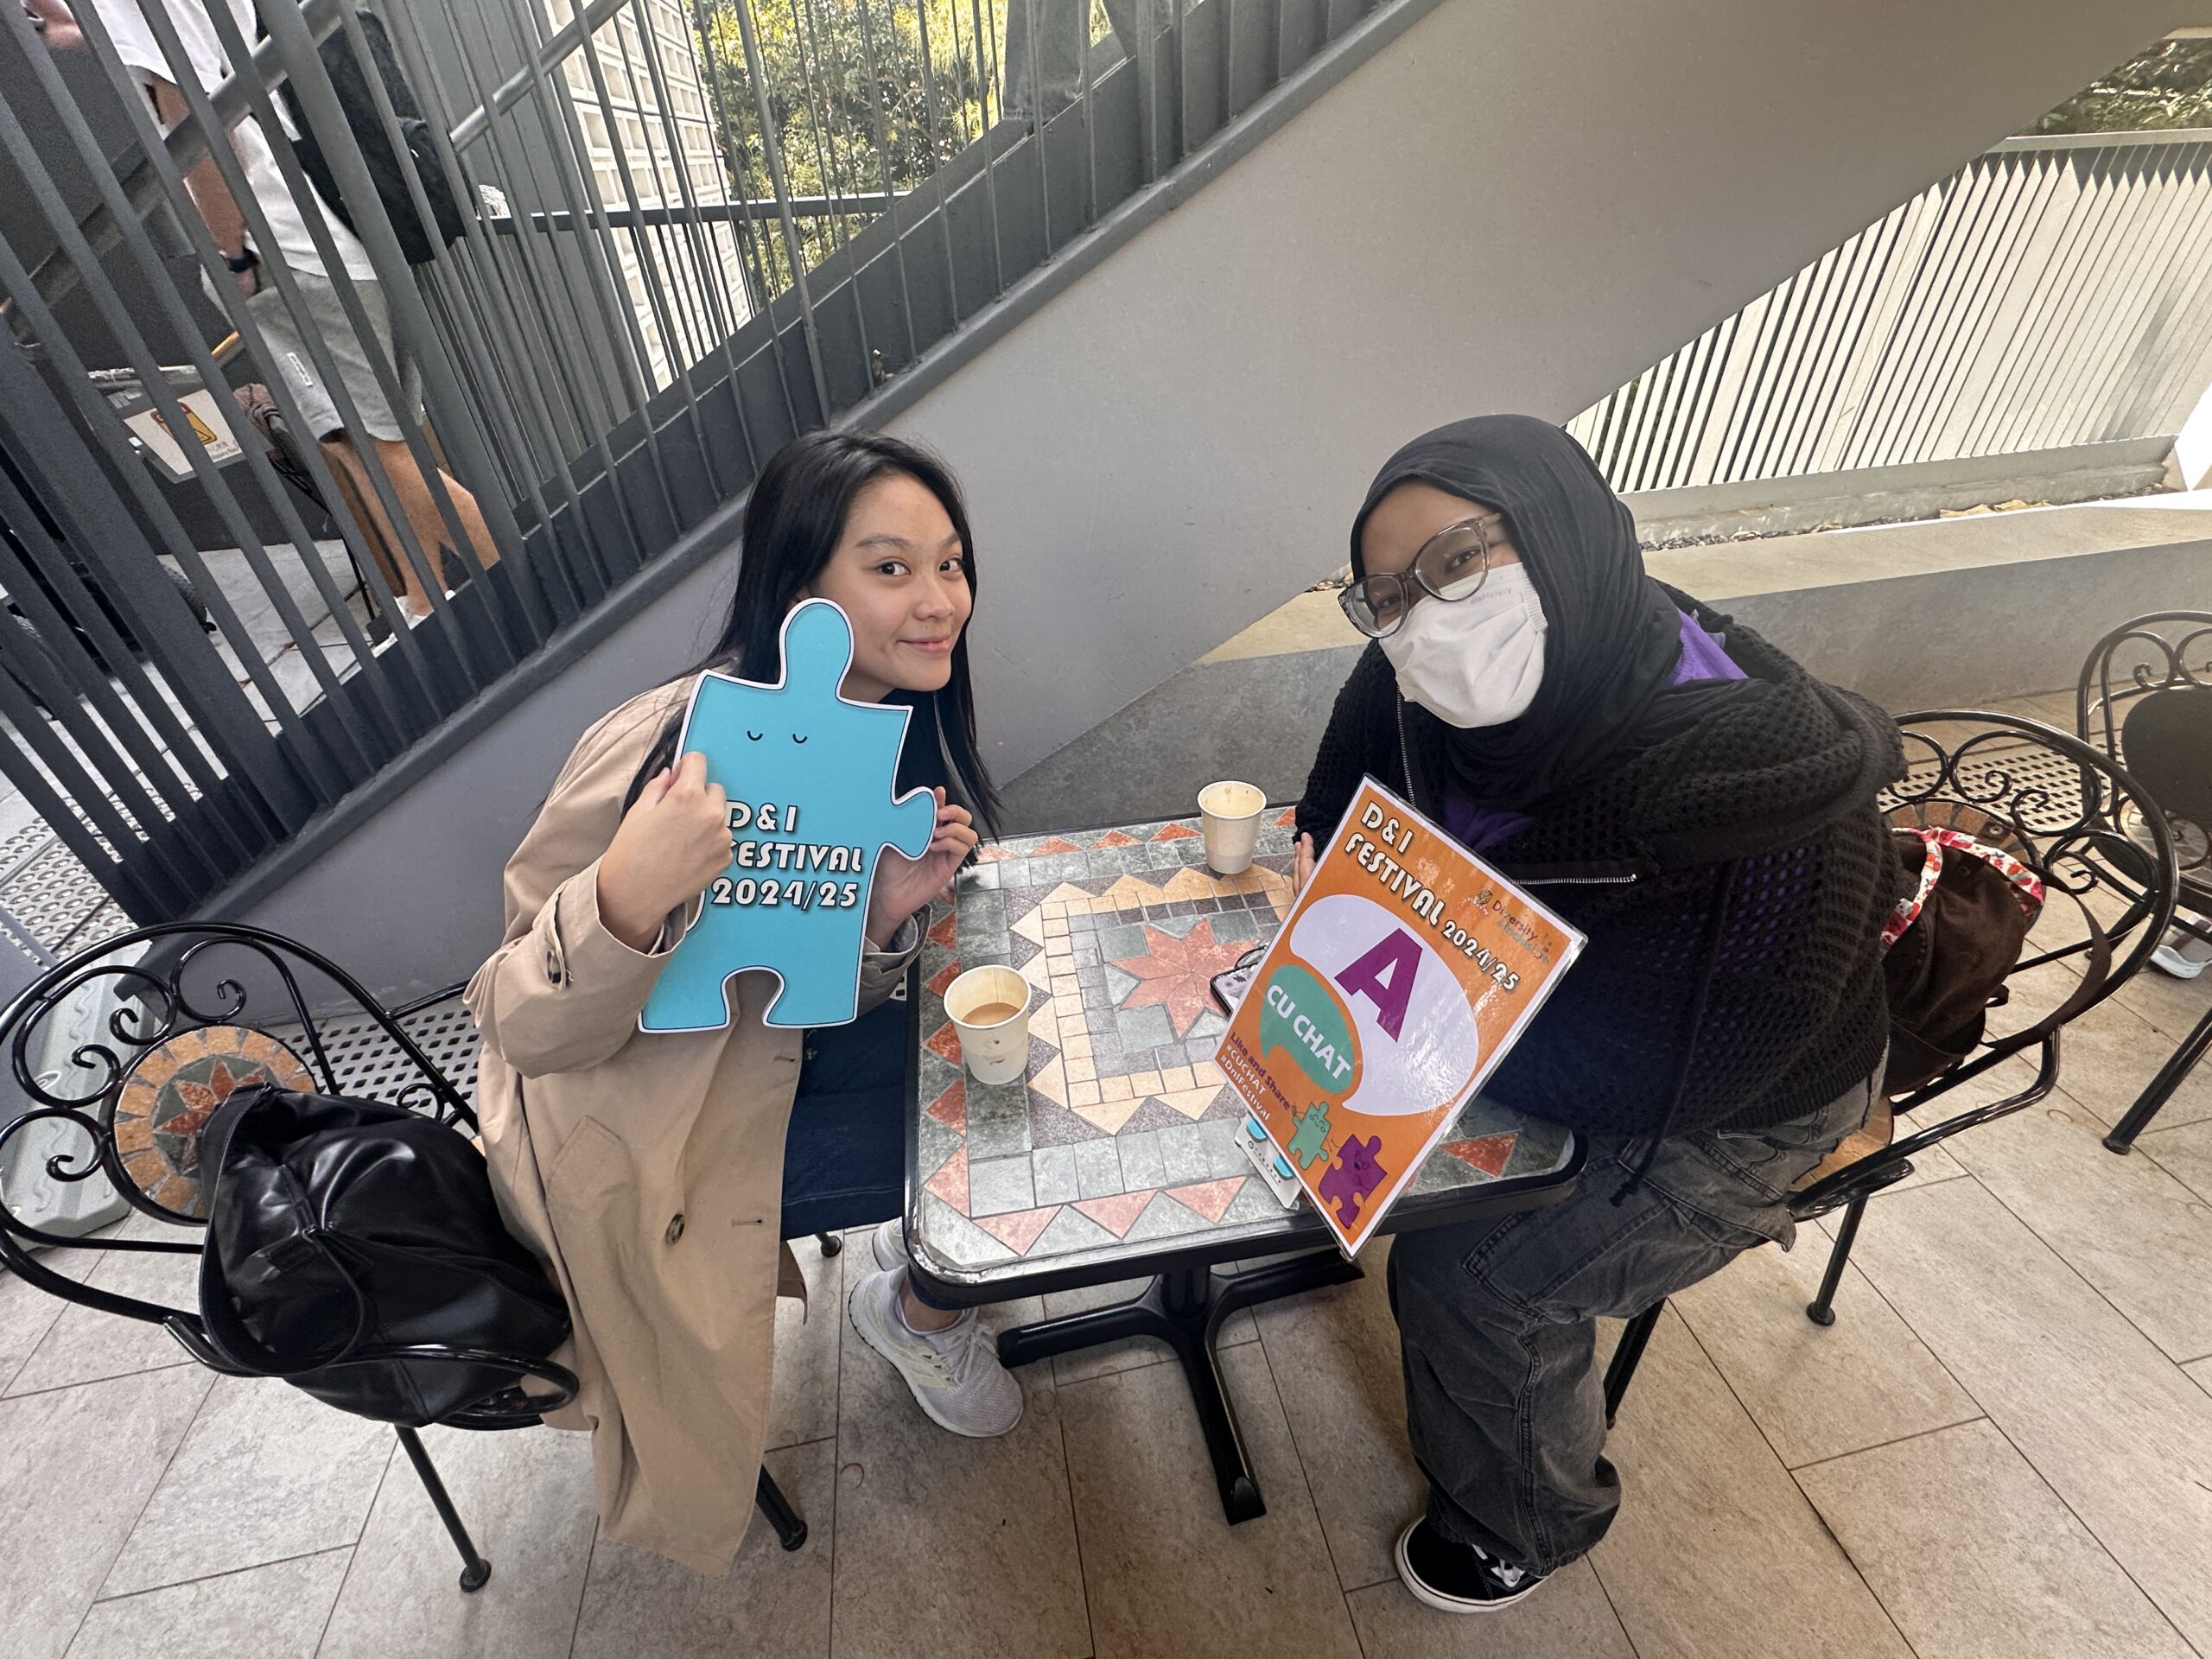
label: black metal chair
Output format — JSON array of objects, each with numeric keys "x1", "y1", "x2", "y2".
[
  {"x1": 2075, "y1": 611, "x2": 2212, "y2": 1152},
  {"x1": 1601, "y1": 711, "x2": 2178, "y2": 1424},
  {"x1": 0, "y1": 921, "x2": 809, "y2": 1589}
]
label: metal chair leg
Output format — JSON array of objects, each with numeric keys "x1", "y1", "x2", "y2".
[
  {"x1": 396, "y1": 1425, "x2": 491, "y2": 1592},
  {"x1": 1603, "y1": 1302, "x2": 1665, "y2": 1427},
  {"x1": 816, "y1": 1230, "x2": 844, "y2": 1258},
  {"x1": 1807, "y1": 1195, "x2": 1867, "y2": 1327},
  {"x1": 755, "y1": 1465, "x2": 808, "y2": 1551},
  {"x1": 2105, "y1": 1003, "x2": 2212, "y2": 1153}
]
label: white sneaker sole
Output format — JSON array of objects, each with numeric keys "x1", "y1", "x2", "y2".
[
  {"x1": 845, "y1": 1276, "x2": 1025, "y2": 1440},
  {"x1": 1395, "y1": 1521, "x2": 1543, "y2": 1614},
  {"x1": 2152, "y1": 948, "x2": 2209, "y2": 981},
  {"x1": 871, "y1": 1217, "x2": 905, "y2": 1274}
]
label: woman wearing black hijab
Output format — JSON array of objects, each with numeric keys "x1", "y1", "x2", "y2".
[{"x1": 1294, "y1": 415, "x2": 1900, "y2": 1615}]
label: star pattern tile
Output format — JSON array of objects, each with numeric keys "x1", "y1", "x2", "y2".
[{"x1": 1109, "y1": 917, "x2": 1254, "y2": 1039}]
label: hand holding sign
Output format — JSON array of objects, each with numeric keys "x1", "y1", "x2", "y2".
[
  {"x1": 1215, "y1": 780, "x2": 1585, "y2": 1254},
  {"x1": 598, "y1": 752, "x2": 734, "y2": 951},
  {"x1": 639, "y1": 600, "x2": 939, "y2": 1033}
]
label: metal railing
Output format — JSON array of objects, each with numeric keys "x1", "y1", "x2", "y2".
[
  {"x1": 1570, "y1": 130, "x2": 2212, "y2": 495},
  {"x1": 0, "y1": 0, "x2": 1375, "y2": 925}
]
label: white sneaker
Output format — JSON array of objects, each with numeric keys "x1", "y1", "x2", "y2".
[
  {"x1": 2152, "y1": 926, "x2": 2212, "y2": 980},
  {"x1": 870, "y1": 1217, "x2": 906, "y2": 1274},
  {"x1": 846, "y1": 1267, "x2": 1023, "y2": 1439}
]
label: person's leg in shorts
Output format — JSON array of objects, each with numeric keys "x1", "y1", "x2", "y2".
[
  {"x1": 1383, "y1": 1068, "x2": 1878, "y2": 1611},
  {"x1": 245, "y1": 270, "x2": 498, "y2": 618}
]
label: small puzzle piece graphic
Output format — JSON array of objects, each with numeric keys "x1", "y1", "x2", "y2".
[
  {"x1": 1287, "y1": 1102, "x2": 1333, "y2": 1170},
  {"x1": 639, "y1": 600, "x2": 937, "y2": 1032},
  {"x1": 1317, "y1": 1133, "x2": 1389, "y2": 1228}
]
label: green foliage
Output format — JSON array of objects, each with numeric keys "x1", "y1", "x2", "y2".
[
  {"x1": 695, "y1": 0, "x2": 1012, "y2": 284},
  {"x1": 2034, "y1": 37, "x2": 2212, "y2": 135}
]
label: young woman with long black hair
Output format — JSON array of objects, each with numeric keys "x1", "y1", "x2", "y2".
[{"x1": 467, "y1": 431, "x2": 1020, "y2": 1576}]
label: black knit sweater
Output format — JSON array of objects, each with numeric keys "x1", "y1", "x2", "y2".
[{"x1": 1296, "y1": 598, "x2": 1904, "y2": 1142}]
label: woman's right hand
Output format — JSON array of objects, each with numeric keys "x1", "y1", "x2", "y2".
[
  {"x1": 1294, "y1": 832, "x2": 1317, "y2": 892},
  {"x1": 596, "y1": 750, "x2": 730, "y2": 951}
]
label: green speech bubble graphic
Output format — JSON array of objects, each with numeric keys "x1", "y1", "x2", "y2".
[{"x1": 1258, "y1": 961, "x2": 1359, "y2": 1095}]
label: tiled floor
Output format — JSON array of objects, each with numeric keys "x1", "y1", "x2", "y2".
[{"x1": 5, "y1": 696, "x2": 2212, "y2": 1658}]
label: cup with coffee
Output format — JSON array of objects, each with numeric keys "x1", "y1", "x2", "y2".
[
  {"x1": 1198, "y1": 780, "x2": 1266, "y2": 875},
  {"x1": 943, "y1": 964, "x2": 1035, "y2": 1084}
]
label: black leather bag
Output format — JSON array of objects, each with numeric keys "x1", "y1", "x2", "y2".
[{"x1": 196, "y1": 1083, "x2": 569, "y2": 1426}]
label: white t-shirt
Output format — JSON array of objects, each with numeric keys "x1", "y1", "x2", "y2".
[{"x1": 85, "y1": 0, "x2": 376, "y2": 281}]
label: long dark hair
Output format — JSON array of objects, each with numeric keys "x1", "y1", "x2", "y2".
[{"x1": 623, "y1": 429, "x2": 1001, "y2": 834}]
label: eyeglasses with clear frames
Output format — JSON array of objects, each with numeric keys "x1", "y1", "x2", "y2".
[{"x1": 1338, "y1": 512, "x2": 1509, "y2": 639}]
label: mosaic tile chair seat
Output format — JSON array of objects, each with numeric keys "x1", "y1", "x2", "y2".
[
  {"x1": 911, "y1": 812, "x2": 1571, "y2": 1277},
  {"x1": 0, "y1": 922, "x2": 811, "y2": 1592}
]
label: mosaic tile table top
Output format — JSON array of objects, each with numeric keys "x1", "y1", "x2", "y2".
[{"x1": 910, "y1": 812, "x2": 1578, "y2": 1285}]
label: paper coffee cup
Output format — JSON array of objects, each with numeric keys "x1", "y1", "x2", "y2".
[
  {"x1": 944, "y1": 965, "x2": 1034, "y2": 1085},
  {"x1": 1198, "y1": 779, "x2": 1266, "y2": 874}
]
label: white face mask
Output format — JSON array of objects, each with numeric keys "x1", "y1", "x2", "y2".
[{"x1": 1378, "y1": 563, "x2": 1547, "y2": 728}]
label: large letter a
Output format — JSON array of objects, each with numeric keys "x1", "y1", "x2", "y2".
[{"x1": 1334, "y1": 928, "x2": 1421, "y2": 1041}]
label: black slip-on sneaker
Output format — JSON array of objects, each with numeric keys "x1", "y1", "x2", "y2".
[{"x1": 1395, "y1": 1516, "x2": 1548, "y2": 1613}]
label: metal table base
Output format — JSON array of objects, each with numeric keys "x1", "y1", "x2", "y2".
[{"x1": 995, "y1": 1249, "x2": 1363, "y2": 1522}]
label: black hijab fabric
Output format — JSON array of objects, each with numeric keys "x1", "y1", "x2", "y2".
[{"x1": 1349, "y1": 414, "x2": 1761, "y2": 812}]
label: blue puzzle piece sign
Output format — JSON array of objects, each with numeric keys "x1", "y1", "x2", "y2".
[{"x1": 639, "y1": 600, "x2": 938, "y2": 1032}]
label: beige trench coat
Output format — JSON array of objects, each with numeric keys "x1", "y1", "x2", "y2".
[{"x1": 465, "y1": 680, "x2": 920, "y2": 1575}]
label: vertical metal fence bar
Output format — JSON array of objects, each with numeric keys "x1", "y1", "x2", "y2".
[
  {"x1": 911, "y1": 0, "x2": 970, "y2": 324},
  {"x1": 496, "y1": 0, "x2": 692, "y2": 550},
  {"x1": 2118, "y1": 145, "x2": 2212, "y2": 436},
  {"x1": 130, "y1": 0, "x2": 478, "y2": 692},
  {"x1": 728, "y1": 0, "x2": 836, "y2": 415},
  {"x1": 0, "y1": 456, "x2": 245, "y2": 887},
  {"x1": 10, "y1": 0, "x2": 408, "y2": 734},
  {"x1": 321, "y1": 6, "x2": 554, "y2": 637},
  {"x1": 788, "y1": 0, "x2": 879, "y2": 383},
  {"x1": 1016, "y1": 0, "x2": 1051, "y2": 255},
  {"x1": 251, "y1": 0, "x2": 536, "y2": 671},
  {"x1": 684, "y1": 0, "x2": 807, "y2": 435},
  {"x1": 618, "y1": 0, "x2": 760, "y2": 469},
  {"x1": 0, "y1": 9, "x2": 389, "y2": 781},
  {"x1": 0, "y1": 7, "x2": 414, "y2": 770},
  {"x1": 564, "y1": 3, "x2": 691, "y2": 395},
  {"x1": 1977, "y1": 149, "x2": 2119, "y2": 460},
  {"x1": 436, "y1": 0, "x2": 653, "y2": 592},
  {"x1": 851, "y1": 0, "x2": 921, "y2": 364}
]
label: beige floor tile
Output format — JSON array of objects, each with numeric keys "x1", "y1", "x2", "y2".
[
  {"x1": 102, "y1": 1374, "x2": 395, "y2": 1598},
  {"x1": 830, "y1": 1250, "x2": 1086, "y2": 1659},
  {"x1": 1059, "y1": 1341, "x2": 1361, "y2": 1659},
  {"x1": 2107, "y1": 955, "x2": 2212, "y2": 1049},
  {"x1": 768, "y1": 1235, "x2": 843, "y2": 1449},
  {"x1": 1847, "y1": 1178, "x2": 2212, "y2": 1649},
  {"x1": 1042, "y1": 1271, "x2": 1258, "y2": 1387},
  {"x1": 1943, "y1": 1094, "x2": 2212, "y2": 1360},
  {"x1": 1346, "y1": 1558, "x2": 1635, "y2": 1658},
  {"x1": 1796, "y1": 1419, "x2": 2195, "y2": 1659},
  {"x1": 317, "y1": 1421, "x2": 597, "y2": 1659},
  {"x1": 7, "y1": 1237, "x2": 202, "y2": 1397},
  {"x1": 0, "y1": 1367, "x2": 212, "y2": 1659},
  {"x1": 2138, "y1": 1114, "x2": 2212, "y2": 1218},
  {"x1": 2189, "y1": 1357, "x2": 2212, "y2": 1397},
  {"x1": 1247, "y1": 1241, "x2": 1419, "y2": 1592},
  {"x1": 1997, "y1": 967, "x2": 2212, "y2": 1133},
  {"x1": 1588, "y1": 1309, "x2": 1912, "y2": 1659},
  {"x1": 64, "y1": 1548, "x2": 350, "y2": 1659},
  {"x1": 1670, "y1": 1234, "x2": 1980, "y2": 1468},
  {"x1": 571, "y1": 1440, "x2": 833, "y2": 1659},
  {"x1": 0, "y1": 1246, "x2": 90, "y2": 1394}
]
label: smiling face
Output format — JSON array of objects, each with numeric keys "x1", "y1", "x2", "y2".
[{"x1": 804, "y1": 471, "x2": 974, "y2": 703}]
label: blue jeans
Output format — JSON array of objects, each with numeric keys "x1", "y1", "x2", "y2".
[{"x1": 1385, "y1": 1071, "x2": 1878, "y2": 1573}]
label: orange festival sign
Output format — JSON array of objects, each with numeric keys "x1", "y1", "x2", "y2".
[{"x1": 1214, "y1": 779, "x2": 1585, "y2": 1255}]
